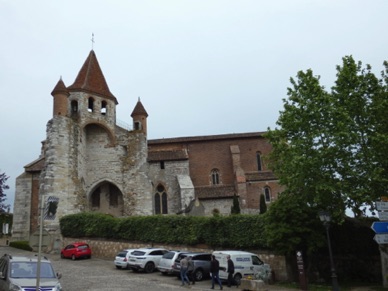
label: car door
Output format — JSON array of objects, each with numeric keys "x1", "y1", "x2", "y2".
[
  {"x1": 251, "y1": 255, "x2": 265, "y2": 274},
  {"x1": 63, "y1": 244, "x2": 75, "y2": 258}
]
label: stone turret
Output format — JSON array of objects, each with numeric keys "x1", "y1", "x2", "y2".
[
  {"x1": 131, "y1": 98, "x2": 148, "y2": 135},
  {"x1": 51, "y1": 77, "x2": 69, "y2": 116}
]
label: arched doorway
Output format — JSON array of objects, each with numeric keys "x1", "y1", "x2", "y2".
[{"x1": 89, "y1": 182, "x2": 124, "y2": 216}]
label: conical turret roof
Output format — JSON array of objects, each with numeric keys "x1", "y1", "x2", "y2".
[
  {"x1": 131, "y1": 98, "x2": 148, "y2": 117},
  {"x1": 67, "y1": 50, "x2": 117, "y2": 104},
  {"x1": 51, "y1": 77, "x2": 69, "y2": 96}
]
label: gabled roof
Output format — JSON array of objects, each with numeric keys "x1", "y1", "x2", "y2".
[{"x1": 67, "y1": 50, "x2": 117, "y2": 104}]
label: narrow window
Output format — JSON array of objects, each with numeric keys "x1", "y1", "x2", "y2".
[
  {"x1": 88, "y1": 97, "x2": 94, "y2": 112},
  {"x1": 160, "y1": 161, "x2": 165, "y2": 170},
  {"x1": 257, "y1": 152, "x2": 262, "y2": 171},
  {"x1": 154, "y1": 193, "x2": 161, "y2": 214},
  {"x1": 211, "y1": 169, "x2": 220, "y2": 185},
  {"x1": 155, "y1": 184, "x2": 168, "y2": 214},
  {"x1": 71, "y1": 100, "x2": 78, "y2": 114},
  {"x1": 264, "y1": 187, "x2": 271, "y2": 202},
  {"x1": 101, "y1": 101, "x2": 107, "y2": 115},
  {"x1": 134, "y1": 121, "x2": 141, "y2": 130}
]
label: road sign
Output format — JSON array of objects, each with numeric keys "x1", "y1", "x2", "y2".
[
  {"x1": 371, "y1": 221, "x2": 388, "y2": 233},
  {"x1": 376, "y1": 202, "x2": 388, "y2": 211},
  {"x1": 374, "y1": 234, "x2": 388, "y2": 244},
  {"x1": 378, "y1": 211, "x2": 388, "y2": 221}
]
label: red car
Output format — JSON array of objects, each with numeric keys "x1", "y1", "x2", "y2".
[{"x1": 61, "y1": 242, "x2": 92, "y2": 260}]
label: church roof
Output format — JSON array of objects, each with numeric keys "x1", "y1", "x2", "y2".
[
  {"x1": 131, "y1": 98, "x2": 148, "y2": 117},
  {"x1": 67, "y1": 50, "x2": 117, "y2": 104},
  {"x1": 51, "y1": 78, "x2": 69, "y2": 96}
]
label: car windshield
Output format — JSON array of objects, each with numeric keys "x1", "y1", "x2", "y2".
[
  {"x1": 77, "y1": 245, "x2": 89, "y2": 250},
  {"x1": 117, "y1": 251, "x2": 127, "y2": 258},
  {"x1": 11, "y1": 262, "x2": 56, "y2": 278},
  {"x1": 131, "y1": 251, "x2": 146, "y2": 256},
  {"x1": 162, "y1": 252, "x2": 176, "y2": 259}
]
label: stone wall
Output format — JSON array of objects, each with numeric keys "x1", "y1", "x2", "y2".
[{"x1": 61, "y1": 237, "x2": 289, "y2": 282}]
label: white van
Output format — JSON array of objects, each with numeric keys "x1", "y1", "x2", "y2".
[{"x1": 212, "y1": 250, "x2": 271, "y2": 285}]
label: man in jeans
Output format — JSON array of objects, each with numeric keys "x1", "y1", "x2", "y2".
[
  {"x1": 226, "y1": 255, "x2": 235, "y2": 287},
  {"x1": 187, "y1": 256, "x2": 196, "y2": 285},
  {"x1": 210, "y1": 255, "x2": 223, "y2": 290},
  {"x1": 180, "y1": 256, "x2": 190, "y2": 286}
]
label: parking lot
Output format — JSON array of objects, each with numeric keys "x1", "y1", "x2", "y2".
[{"x1": 0, "y1": 245, "x2": 224, "y2": 291}]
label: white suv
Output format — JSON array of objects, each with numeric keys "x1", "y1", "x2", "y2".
[
  {"x1": 0, "y1": 253, "x2": 62, "y2": 291},
  {"x1": 128, "y1": 248, "x2": 168, "y2": 273}
]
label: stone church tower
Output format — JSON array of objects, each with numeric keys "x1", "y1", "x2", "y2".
[{"x1": 12, "y1": 50, "x2": 195, "y2": 244}]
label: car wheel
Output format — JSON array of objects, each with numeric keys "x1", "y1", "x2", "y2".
[
  {"x1": 116, "y1": 266, "x2": 121, "y2": 269},
  {"x1": 234, "y1": 273, "x2": 242, "y2": 286},
  {"x1": 194, "y1": 268, "x2": 204, "y2": 281},
  {"x1": 71, "y1": 254, "x2": 76, "y2": 260},
  {"x1": 144, "y1": 262, "x2": 155, "y2": 273}
]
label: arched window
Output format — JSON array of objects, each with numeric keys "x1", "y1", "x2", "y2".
[
  {"x1": 101, "y1": 101, "x2": 107, "y2": 115},
  {"x1": 211, "y1": 169, "x2": 220, "y2": 185},
  {"x1": 91, "y1": 189, "x2": 100, "y2": 208},
  {"x1": 154, "y1": 184, "x2": 168, "y2": 214},
  {"x1": 264, "y1": 187, "x2": 271, "y2": 202},
  {"x1": 256, "y1": 152, "x2": 262, "y2": 171},
  {"x1": 88, "y1": 97, "x2": 94, "y2": 112}
]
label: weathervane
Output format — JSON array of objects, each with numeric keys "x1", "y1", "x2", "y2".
[{"x1": 91, "y1": 33, "x2": 95, "y2": 50}]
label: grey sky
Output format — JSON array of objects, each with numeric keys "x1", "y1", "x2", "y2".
[{"x1": 1, "y1": 0, "x2": 387, "y2": 211}]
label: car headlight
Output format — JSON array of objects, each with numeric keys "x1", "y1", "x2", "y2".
[
  {"x1": 55, "y1": 282, "x2": 63, "y2": 291},
  {"x1": 9, "y1": 282, "x2": 22, "y2": 291}
]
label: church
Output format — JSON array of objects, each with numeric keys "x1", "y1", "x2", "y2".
[{"x1": 12, "y1": 50, "x2": 284, "y2": 244}]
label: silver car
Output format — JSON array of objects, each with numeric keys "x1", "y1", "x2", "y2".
[
  {"x1": 0, "y1": 254, "x2": 62, "y2": 291},
  {"x1": 157, "y1": 251, "x2": 188, "y2": 275},
  {"x1": 172, "y1": 252, "x2": 212, "y2": 281},
  {"x1": 114, "y1": 249, "x2": 136, "y2": 269}
]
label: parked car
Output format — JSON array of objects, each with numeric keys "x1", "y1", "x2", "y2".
[
  {"x1": 172, "y1": 252, "x2": 212, "y2": 281},
  {"x1": 0, "y1": 253, "x2": 63, "y2": 291},
  {"x1": 114, "y1": 249, "x2": 136, "y2": 269},
  {"x1": 157, "y1": 250, "x2": 188, "y2": 275},
  {"x1": 60, "y1": 242, "x2": 92, "y2": 260},
  {"x1": 128, "y1": 247, "x2": 168, "y2": 273}
]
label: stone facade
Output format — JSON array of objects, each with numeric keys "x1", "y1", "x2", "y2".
[{"x1": 12, "y1": 50, "x2": 284, "y2": 246}]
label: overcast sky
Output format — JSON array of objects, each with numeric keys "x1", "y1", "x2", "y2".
[{"x1": 1, "y1": 0, "x2": 387, "y2": 212}]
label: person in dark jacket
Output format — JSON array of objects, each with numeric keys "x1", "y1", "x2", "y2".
[
  {"x1": 187, "y1": 256, "x2": 196, "y2": 285},
  {"x1": 210, "y1": 255, "x2": 223, "y2": 290},
  {"x1": 226, "y1": 255, "x2": 235, "y2": 287}
]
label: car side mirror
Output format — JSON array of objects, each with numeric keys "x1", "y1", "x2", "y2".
[{"x1": 57, "y1": 272, "x2": 62, "y2": 279}]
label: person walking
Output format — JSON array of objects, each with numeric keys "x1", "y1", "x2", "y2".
[
  {"x1": 226, "y1": 255, "x2": 235, "y2": 287},
  {"x1": 187, "y1": 256, "x2": 195, "y2": 285},
  {"x1": 180, "y1": 256, "x2": 190, "y2": 286},
  {"x1": 210, "y1": 255, "x2": 223, "y2": 290}
]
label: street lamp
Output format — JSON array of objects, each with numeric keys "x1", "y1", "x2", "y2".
[{"x1": 319, "y1": 211, "x2": 340, "y2": 291}]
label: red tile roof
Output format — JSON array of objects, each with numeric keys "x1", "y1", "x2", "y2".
[
  {"x1": 51, "y1": 78, "x2": 69, "y2": 96},
  {"x1": 131, "y1": 99, "x2": 148, "y2": 117},
  {"x1": 67, "y1": 50, "x2": 117, "y2": 104}
]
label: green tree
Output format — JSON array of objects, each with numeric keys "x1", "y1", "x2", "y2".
[
  {"x1": 266, "y1": 56, "x2": 388, "y2": 219},
  {"x1": 230, "y1": 194, "x2": 240, "y2": 214},
  {"x1": 259, "y1": 194, "x2": 267, "y2": 214},
  {"x1": 0, "y1": 171, "x2": 10, "y2": 213},
  {"x1": 263, "y1": 193, "x2": 324, "y2": 255}
]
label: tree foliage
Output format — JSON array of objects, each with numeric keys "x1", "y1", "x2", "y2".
[
  {"x1": 266, "y1": 56, "x2": 388, "y2": 219},
  {"x1": 0, "y1": 171, "x2": 10, "y2": 213}
]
